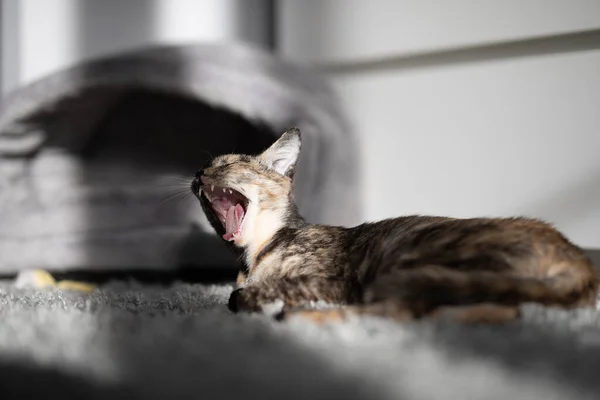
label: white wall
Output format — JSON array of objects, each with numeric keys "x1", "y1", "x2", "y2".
[
  {"x1": 278, "y1": 0, "x2": 600, "y2": 65},
  {"x1": 278, "y1": 0, "x2": 600, "y2": 248},
  {"x1": 1, "y1": 0, "x2": 271, "y2": 96}
]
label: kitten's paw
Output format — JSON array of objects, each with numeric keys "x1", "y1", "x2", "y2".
[
  {"x1": 227, "y1": 288, "x2": 243, "y2": 312},
  {"x1": 228, "y1": 287, "x2": 286, "y2": 315},
  {"x1": 228, "y1": 287, "x2": 261, "y2": 313}
]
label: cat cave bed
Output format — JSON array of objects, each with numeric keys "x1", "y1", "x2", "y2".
[{"x1": 0, "y1": 43, "x2": 360, "y2": 274}]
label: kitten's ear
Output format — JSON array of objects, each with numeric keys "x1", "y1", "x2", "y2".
[{"x1": 260, "y1": 127, "x2": 302, "y2": 178}]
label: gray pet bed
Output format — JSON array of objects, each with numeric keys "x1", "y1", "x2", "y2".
[{"x1": 0, "y1": 43, "x2": 360, "y2": 274}]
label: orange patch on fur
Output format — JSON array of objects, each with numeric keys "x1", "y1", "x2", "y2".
[
  {"x1": 430, "y1": 304, "x2": 520, "y2": 323},
  {"x1": 284, "y1": 309, "x2": 347, "y2": 324}
]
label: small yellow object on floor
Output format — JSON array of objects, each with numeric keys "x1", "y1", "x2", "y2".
[
  {"x1": 14, "y1": 269, "x2": 56, "y2": 288},
  {"x1": 14, "y1": 269, "x2": 96, "y2": 293},
  {"x1": 56, "y1": 280, "x2": 96, "y2": 293}
]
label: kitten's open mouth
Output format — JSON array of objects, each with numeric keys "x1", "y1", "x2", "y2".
[{"x1": 201, "y1": 179, "x2": 248, "y2": 242}]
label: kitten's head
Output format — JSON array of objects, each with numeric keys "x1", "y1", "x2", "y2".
[{"x1": 191, "y1": 128, "x2": 303, "y2": 249}]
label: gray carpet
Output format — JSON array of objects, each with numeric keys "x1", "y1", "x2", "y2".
[{"x1": 1, "y1": 277, "x2": 600, "y2": 400}]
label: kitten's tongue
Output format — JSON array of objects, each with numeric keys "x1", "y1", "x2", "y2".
[{"x1": 223, "y1": 203, "x2": 245, "y2": 241}]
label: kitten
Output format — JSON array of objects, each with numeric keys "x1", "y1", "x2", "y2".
[{"x1": 191, "y1": 128, "x2": 599, "y2": 324}]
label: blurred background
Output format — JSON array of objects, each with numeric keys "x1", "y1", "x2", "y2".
[
  {"x1": 279, "y1": 1, "x2": 600, "y2": 250},
  {"x1": 1, "y1": 0, "x2": 599, "y2": 278}
]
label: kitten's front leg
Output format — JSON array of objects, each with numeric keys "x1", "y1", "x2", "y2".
[{"x1": 228, "y1": 276, "x2": 355, "y2": 314}]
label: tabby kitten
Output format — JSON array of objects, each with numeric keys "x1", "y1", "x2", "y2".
[{"x1": 191, "y1": 128, "x2": 598, "y2": 323}]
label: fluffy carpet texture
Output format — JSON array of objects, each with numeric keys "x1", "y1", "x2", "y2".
[{"x1": 0, "y1": 280, "x2": 600, "y2": 399}]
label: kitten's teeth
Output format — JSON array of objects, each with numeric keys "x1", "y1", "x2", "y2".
[
  {"x1": 223, "y1": 188, "x2": 226, "y2": 193},
  {"x1": 211, "y1": 185, "x2": 214, "y2": 191},
  {"x1": 228, "y1": 189, "x2": 233, "y2": 194}
]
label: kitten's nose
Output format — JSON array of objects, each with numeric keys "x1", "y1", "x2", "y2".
[{"x1": 195, "y1": 169, "x2": 204, "y2": 179}]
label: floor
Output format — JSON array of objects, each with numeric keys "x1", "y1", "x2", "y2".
[{"x1": 1, "y1": 270, "x2": 600, "y2": 400}]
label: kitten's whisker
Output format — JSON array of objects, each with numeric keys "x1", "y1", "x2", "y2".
[
  {"x1": 174, "y1": 192, "x2": 193, "y2": 208},
  {"x1": 154, "y1": 191, "x2": 190, "y2": 213},
  {"x1": 156, "y1": 187, "x2": 192, "y2": 197},
  {"x1": 156, "y1": 174, "x2": 194, "y2": 183},
  {"x1": 198, "y1": 149, "x2": 214, "y2": 160},
  {"x1": 156, "y1": 183, "x2": 193, "y2": 189},
  {"x1": 160, "y1": 179, "x2": 193, "y2": 185}
]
